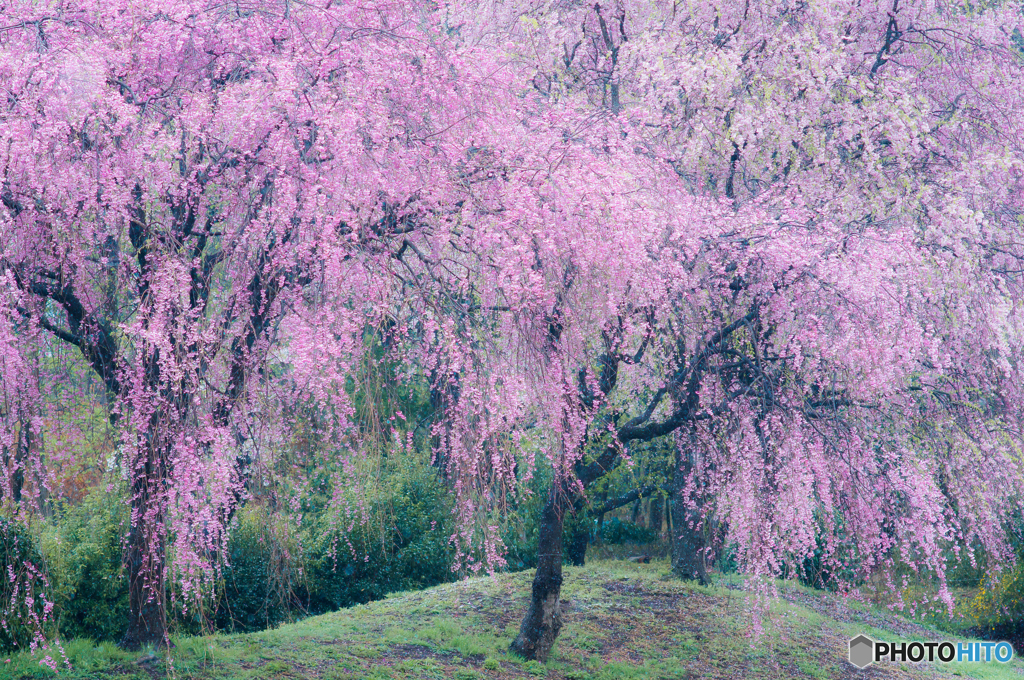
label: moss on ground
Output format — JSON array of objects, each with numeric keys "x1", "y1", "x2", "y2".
[{"x1": 3, "y1": 560, "x2": 1022, "y2": 679}]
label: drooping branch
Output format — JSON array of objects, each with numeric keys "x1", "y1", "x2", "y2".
[
  {"x1": 870, "y1": 0, "x2": 903, "y2": 78},
  {"x1": 7, "y1": 264, "x2": 121, "y2": 398},
  {"x1": 618, "y1": 307, "x2": 759, "y2": 441},
  {"x1": 593, "y1": 484, "x2": 662, "y2": 515}
]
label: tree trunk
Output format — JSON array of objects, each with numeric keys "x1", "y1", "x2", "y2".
[
  {"x1": 565, "y1": 516, "x2": 589, "y2": 566},
  {"x1": 670, "y1": 495, "x2": 709, "y2": 585},
  {"x1": 22, "y1": 401, "x2": 50, "y2": 517},
  {"x1": 648, "y1": 495, "x2": 663, "y2": 534},
  {"x1": 664, "y1": 494, "x2": 672, "y2": 537},
  {"x1": 510, "y1": 490, "x2": 567, "y2": 662},
  {"x1": 121, "y1": 447, "x2": 168, "y2": 650},
  {"x1": 3, "y1": 416, "x2": 36, "y2": 503},
  {"x1": 670, "y1": 452, "x2": 709, "y2": 585}
]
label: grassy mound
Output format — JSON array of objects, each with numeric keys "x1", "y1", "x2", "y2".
[{"x1": 4, "y1": 560, "x2": 1022, "y2": 679}]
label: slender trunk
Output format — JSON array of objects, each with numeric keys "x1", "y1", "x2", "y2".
[
  {"x1": 510, "y1": 490, "x2": 567, "y2": 662},
  {"x1": 30, "y1": 431, "x2": 50, "y2": 518},
  {"x1": 565, "y1": 515, "x2": 589, "y2": 567},
  {"x1": 670, "y1": 448, "x2": 709, "y2": 585},
  {"x1": 664, "y1": 493, "x2": 671, "y2": 537},
  {"x1": 121, "y1": 444, "x2": 168, "y2": 650},
  {"x1": 6, "y1": 419, "x2": 27, "y2": 503},
  {"x1": 23, "y1": 396, "x2": 50, "y2": 517},
  {"x1": 648, "y1": 496, "x2": 663, "y2": 534},
  {"x1": 428, "y1": 368, "x2": 459, "y2": 480}
]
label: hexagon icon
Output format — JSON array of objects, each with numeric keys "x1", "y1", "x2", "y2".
[{"x1": 849, "y1": 635, "x2": 874, "y2": 668}]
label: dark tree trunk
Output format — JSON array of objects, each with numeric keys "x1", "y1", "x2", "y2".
[
  {"x1": 565, "y1": 516, "x2": 589, "y2": 566},
  {"x1": 670, "y1": 495, "x2": 709, "y2": 585},
  {"x1": 630, "y1": 498, "x2": 642, "y2": 525},
  {"x1": 121, "y1": 445, "x2": 169, "y2": 650},
  {"x1": 510, "y1": 490, "x2": 567, "y2": 662},
  {"x1": 664, "y1": 493, "x2": 672, "y2": 536},
  {"x1": 648, "y1": 495, "x2": 663, "y2": 534},
  {"x1": 122, "y1": 527, "x2": 166, "y2": 649},
  {"x1": 595, "y1": 489, "x2": 607, "y2": 540},
  {"x1": 6, "y1": 421, "x2": 25, "y2": 503},
  {"x1": 670, "y1": 450, "x2": 709, "y2": 585}
]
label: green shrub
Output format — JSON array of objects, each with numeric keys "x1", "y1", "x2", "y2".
[
  {"x1": 0, "y1": 515, "x2": 50, "y2": 653},
  {"x1": 789, "y1": 540, "x2": 863, "y2": 592},
  {"x1": 214, "y1": 506, "x2": 303, "y2": 633},
  {"x1": 963, "y1": 567, "x2": 1024, "y2": 636},
  {"x1": 304, "y1": 458, "x2": 456, "y2": 614},
  {"x1": 599, "y1": 517, "x2": 658, "y2": 545},
  {"x1": 42, "y1": 487, "x2": 129, "y2": 643},
  {"x1": 958, "y1": 519, "x2": 1024, "y2": 643}
]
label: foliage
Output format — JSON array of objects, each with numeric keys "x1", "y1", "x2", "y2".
[
  {"x1": 42, "y1": 487, "x2": 129, "y2": 644},
  {"x1": 0, "y1": 515, "x2": 51, "y2": 654},
  {"x1": 0, "y1": 0, "x2": 1022, "y2": 652},
  {"x1": 599, "y1": 518, "x2": 658, "y2": 546},
  {"x1": 36, "y1": 461, "x2": 459, "y2": 639},
  {"x1": 957, "y1": 517, "x2": 1024, "y2": 642},
  {"x1": 498, "y1": 463, "x2": 550, "y2": 572},
  {"x1": 963, "y1": 567, "x2": 1024, "y2": 639},
  {"x1": 211, "y1": 506, "x2": 304, "y2": 634},
  {"x1": 304, "y1": 456, "x2": 457, "y2": 614}
]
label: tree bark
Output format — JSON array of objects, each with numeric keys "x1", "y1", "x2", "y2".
[
  {"x1": 6, "y1": 420, "x2": 25, "y2": 503},
  {"x1": 670, "y1": 449, "x2": 709, "y2": 585},
  {"x1": 120, "y1": 444, "x2": 169, "y2": 650},
  {"x1": 648, "y1": 495, "x2": 663, "y2": 534},
  {"x1": 565, "y1": 516, "x2": 589, "y2": 566},
  {"x1": 670, "y1": 494, "x2": 709, "y2": 585},
  {"x1": 510, "y1": 490, "x2": 567, "y2": 662},
  {"x1": 664, "y1": 493, "x2": 672, "y2": 536}
]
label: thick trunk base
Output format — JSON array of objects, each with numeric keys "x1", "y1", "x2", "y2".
[
  {"x1": 670, "y1": 484, "x2": 709, "y2": 586},
  {"x1": 670, "y1": 506, "x2": 709, "y2": 585},
  {"x1": 511, "y1": 494, "x2": 566, "y2": 662},
  {"x1": 120, "y1": 464, "x2": 168, "y2": 650},
  {"x1": 120, "y1": 526, "x2": 168, "y2": 650},
  {"x1": 509, "y1": 570, "x2": 564, "y2": 662},
  {"x1": 120, "y1": 597, "x2": 168, "y2": 650}
]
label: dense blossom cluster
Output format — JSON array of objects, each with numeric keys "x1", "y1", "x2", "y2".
[{"x1": 0, "y1": 0, "x2": 1021, "y2": 655}]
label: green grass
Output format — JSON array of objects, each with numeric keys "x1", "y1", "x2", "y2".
[{"x1": 3, "y1": 559, "x2": 1023, "y2": 679}]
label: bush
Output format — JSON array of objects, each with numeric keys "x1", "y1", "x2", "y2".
[
  {"x1": 499, "y1": 466, "x2": 600, "y2": 570},
  {"x1": 42, "y1": 486, "x2": 129, "y2": 643},
  {"x1": 214, "y1": 506, "x2": 303, "y2": 633},
  {"x1": 0, "y1": 515, "x2": 51, "y2": 653},
  {"x1": 599, "y1": 517, "x2": 659, "y2": 545},
  {"x1": 958, "y1": 519, "x2": 1024, "y2": 646},
  {"x1": 791, "y1": 541, "x2": 863, "y2": 592},
  {"x1": 304, "y1": 458, "x2": 456, "y2": 614},
  {"x1": 962, "y1": 566, "x2": 1024, "y2": 643}
]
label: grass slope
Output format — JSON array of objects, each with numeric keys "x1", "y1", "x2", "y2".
[{"x1": 4, "y1": 560, "x2": 1023, "y2": 680}]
